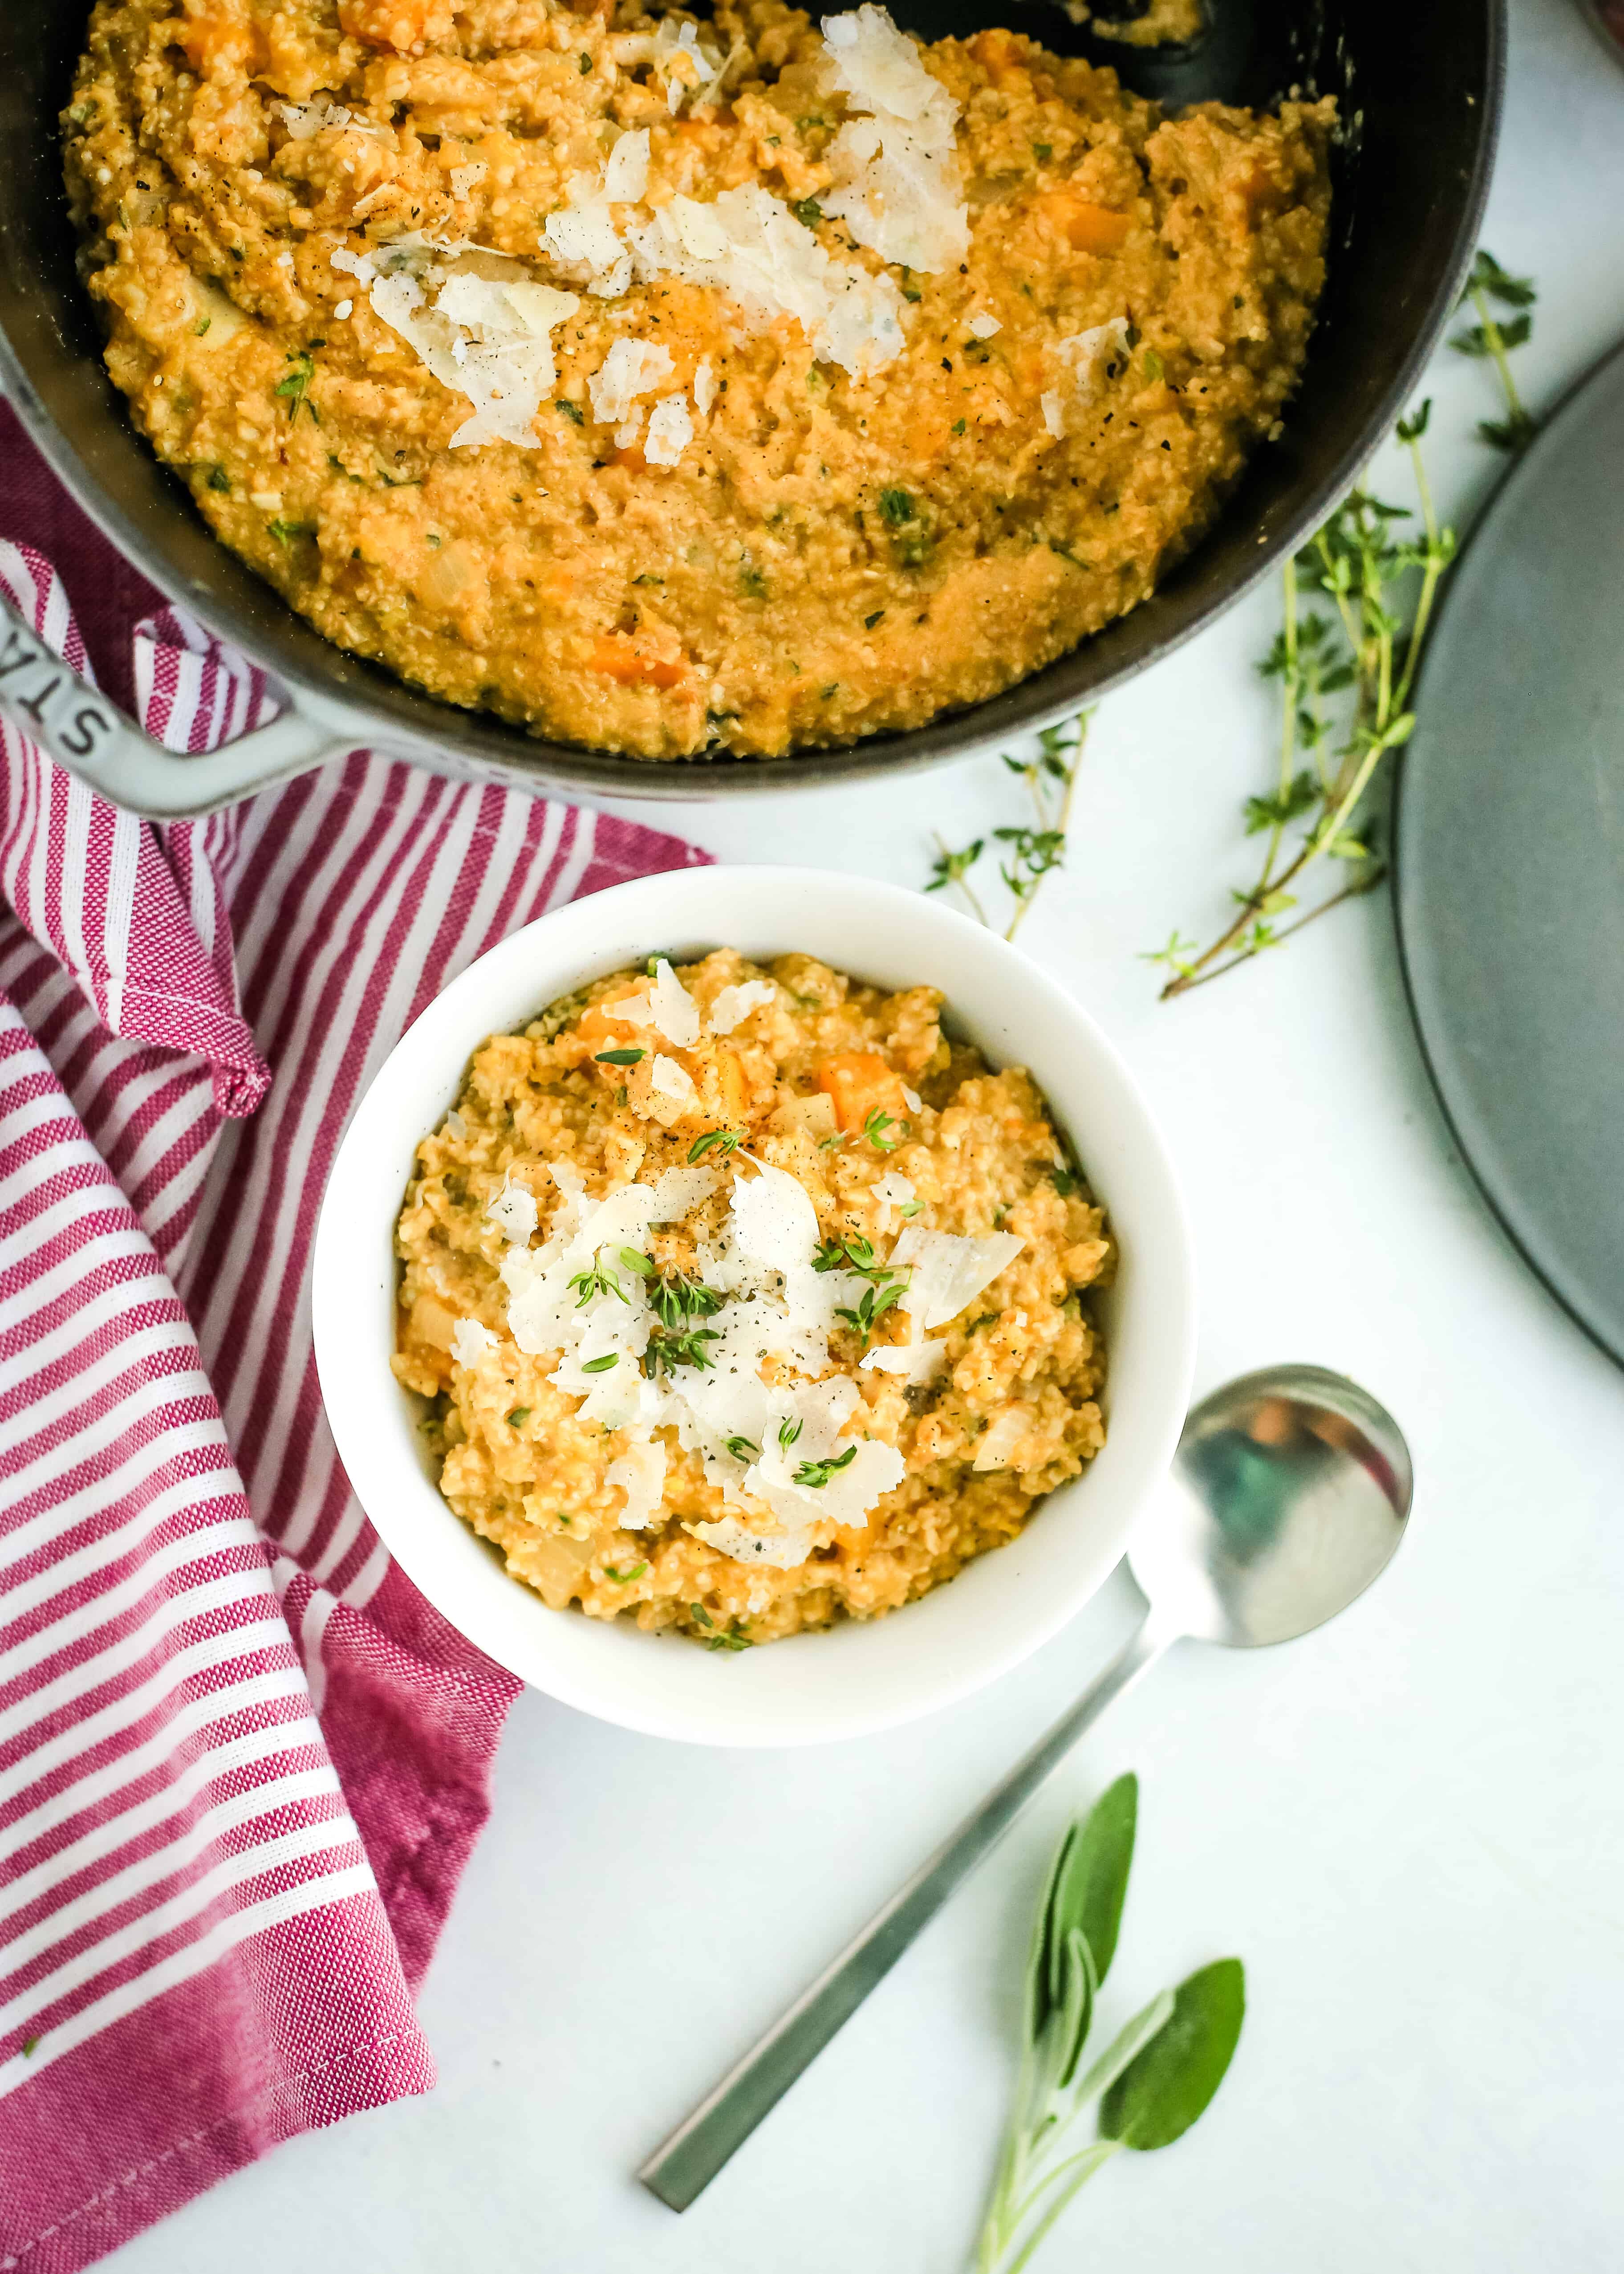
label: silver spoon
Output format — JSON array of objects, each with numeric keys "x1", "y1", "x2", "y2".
[{"x1": 640, "y1": 1363, "x2": 1413, "y2": 2211}]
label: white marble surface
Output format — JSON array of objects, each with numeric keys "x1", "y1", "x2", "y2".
[{"x1": 115, "y1": 5, "x2": 1624, "y2": 2266}]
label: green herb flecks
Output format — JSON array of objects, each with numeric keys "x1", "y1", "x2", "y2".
[
  {"x1": 206, "y1": 464, "x2": 231, "y2": 493},
  {"x1": 792, "y1": 198, "x2": 824, "y2": 227},
  {"x1": 1148, "y1": 248, "x2": 1539, "y2": 1000},
  {"x1": 603, "y1": 1561, "x2": 647, "y2": 1583},
  {"x1": 777, "y1": 1416, "x2": 802, "y2": 1449},
  {"x1": 691, "y1": 1602, "x2": 752, "y2": 1650},
  {"x1": 556, "y1": 397, "x2": 584, "y2": 423},
  {"x1": 505, "y1": 1406, "x2": 531, "y2": 1428},
  {"x1": 267, "y1": 519, "x2": 318, "y2": 549},
  {"x1": 688, "y1": 1128, "x2": 739, "y2": 1162},
  {"x1": 861, "y1": 1105, "x2": 905, "y2": 1152},
  {"x1": 972, "y1": 1775, "x2": 1243, "y2": 2274},
  {"x1": 792, "y1": 1442, "x2": 858, "y2": 1489},
  {"x1": 581, "y1": 1352, "x2": 619, "y2": 1373},
  {"x1": 275, "y1": 345, "x2": 322, "y2": 425},
  {"x1": 725, "y1": 1435, "x2": 760, "y2": 1460},
  {"x1": 594, "y1": 1047, "x2": 645, "y2": 1065}
]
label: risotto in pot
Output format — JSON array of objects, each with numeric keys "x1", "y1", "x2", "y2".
[
  {"x1": 391, "y1": 950, "x2": 1112, "y2": 1647},
  {"x1": 66, "y1": 0, "x2": 1332, "y2": 757}
]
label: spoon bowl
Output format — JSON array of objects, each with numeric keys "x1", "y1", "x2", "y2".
[
  {"x1": 1130, "y1": 1363, "x2": 1414, "y2": 1648},
  {"x1": 641, "y1": 1364, "x2": 1413, "y2": 2209}
]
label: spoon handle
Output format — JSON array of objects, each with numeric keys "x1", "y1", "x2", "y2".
[{"x1": 638, "y1": 1609, "x2": 1176, "y2": 2212}]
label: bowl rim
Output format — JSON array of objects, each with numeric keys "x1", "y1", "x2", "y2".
[{"x1": 311, "y1": 866, "x2": 1198, "y2": 1745}]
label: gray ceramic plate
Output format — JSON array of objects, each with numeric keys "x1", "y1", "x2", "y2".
[{"x1": 1394, "y1": 336, "x2": 1624, "y2": 1366}]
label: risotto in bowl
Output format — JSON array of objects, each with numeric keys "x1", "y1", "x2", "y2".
[{"x1": 313, "y1": 867, "x2": 1195, "y2": 1742}]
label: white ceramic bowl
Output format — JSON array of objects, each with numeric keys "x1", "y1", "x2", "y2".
[{"x1": 312, "y1": 866, "x2": 1196, "y2": 1747}]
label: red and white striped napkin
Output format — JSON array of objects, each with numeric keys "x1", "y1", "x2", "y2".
[{"x1": 0, "y1": 403, "x2": 708, "y2": 2273}]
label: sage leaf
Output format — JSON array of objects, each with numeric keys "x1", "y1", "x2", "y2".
[
  {"x1": 1044, "y1": 1772, "x2": 1136, "y2": 2017},
  {"x1": 1068, "y1": 1984, "x2": 1177, "y2": 2110},
  {"x1": 1097, "y1": 1957, "x2": 1245, "y2": 2152}
]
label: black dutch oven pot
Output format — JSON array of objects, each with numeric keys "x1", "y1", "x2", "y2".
[{"x1": 0, "y1": 0, "x2": 1502, "y2": 816}]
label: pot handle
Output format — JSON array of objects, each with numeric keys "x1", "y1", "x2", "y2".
[{"x1": 0, "y1": 586, "x2": 347, "y2": 818}]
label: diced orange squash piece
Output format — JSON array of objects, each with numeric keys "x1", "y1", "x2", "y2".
[
  {"x1": 176, "y1": 8, "x2": 264, "y2": 75},
  {"x1": 1041, "y1": 192, "x2": 1131, "y2": 255},
  {"x1": 339, "y1": 0, "x2": 453, "y2": 53},
  {"x1": 817, "y1": 1052, "x2": 909, "y2": 1135},
  {"x1": 590, "y1": 634, "x2": 687, "y2": 690}
]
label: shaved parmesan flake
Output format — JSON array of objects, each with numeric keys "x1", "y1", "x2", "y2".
[
  {"x1": 647, "y1": 958, "x2": 702, "y2": 1045},
  {"x1": 614, "y1": 409, "x2": 644, "y2": 449},
  {"x1": 451, "y1": 1318, "x2": 498, "y2": 1367},
  {"x1": 650, "y1": 1053, "x2": 696, "y2": 1102},
  {"x1": 1052, "y1": 318, "x2": 1133, "y2": 427},
  {"x1": 548, "y1": 1159, "x2": 586, "y2": 1201},
  {"x1": 644, "y1": 393, "x2": 694, "y2": 467},
  {"x1": 445, "y1": 1108, "x2": 467, "y2": 1138},
  {"x1": 693, "y1": 357, "x2": 716, "y2": 414},
  {"x1": 730, "y1": 1155, "x2": 820, "y2": 1275},
  {"x1": 819, "y1": 6, "x2": 968, "y2": 274},
  {"x1": 543, "y1": 175, "x2": 628, "y2": 286},
  {"x1": 873, "y1": 1170, "x2": 916, "y2": 1233},
  {"x1": 331, "y1": 245, "x2": 377, "y2": 286},
  {"x1": 650, "y1": 14, "x2": 730, "y2": 111},
  {"x1": 861, "y1": 1339, "x2": 947, "y2": 1385},
  {"x1": 588, "y1": 338, "x2": 676, "y2": 427},
  {"x1": 690, "y1": 1514, "x2": 812, "y2": 1568},
  {"x1": 743, "y1": 1436, "x2": 906, "y2": 1528},
  {"x1": 487, "y1": 1175, "x2": 539, "y2": 1244},
  {"x1": 707, "y1": 979, "x2": 776, "y2": 1033},
  {"x1": 973, "y1": 1404, "x2": 1031, "y2": 1472},
  {"x1": 334, "y1": 297, "x2": 354, "y2": 319},
  {"x1": 968, "y1": 311, "x2": 1001, "y2": 338},
  {"x1": 901, "y1": 1086, "x2": 923, "y2": 1113},
  {"x1": 503, "y1": 280, "x2": 582, "y2": 337},
  {"x1": 629, "y1": 187, "x2": 905, "y2": 375},
  {"x1": 1041, "y1": 390, "x2": 1065, "y2": 438},
  {"x1": 602, "y1": 128, "x2": 650, "y2": 203},
  {"x1": 889, "y1": 1224, "x2": 1024, "y2": 1328},
  {"x1": 366, "y1": 244, "x2": 580, "y2": 451},
  {"x1": 607, "y1": 1436, "x2": 667, "y2": 1527},
  {"x1": 449, "y1": 161, "x2": 488, "y2": 199},
  {"x1": 279, "y1": 97, "x2": 388, "y2": 142},
  {"x1": 647, "y1": 1162, "x2": 719, "y2": 1218}
]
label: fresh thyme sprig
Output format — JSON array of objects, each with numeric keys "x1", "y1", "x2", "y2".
[
  {"x1": 926, "y1": 712, "x2": 1091, "y2": 941},
  {"x1": 1452, "y1": 249, "x2": 1539, "y2": 452},
  {"x1": 568, "y1": 1253, "x2": 627, "y2": 1308},
  {"x1": 792, "y1": 1442, "x2": 858, "y2": 1489},
  {"x1": 1149, "y1": 248, "x2": 1539, "y2": 1001},
  {"x1": 974, "y1": 1776, "x2": 1244, "y2": 2274},
  {"x1": 641, "y1": 1323, "x2": 721, "y2": 1377}
]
